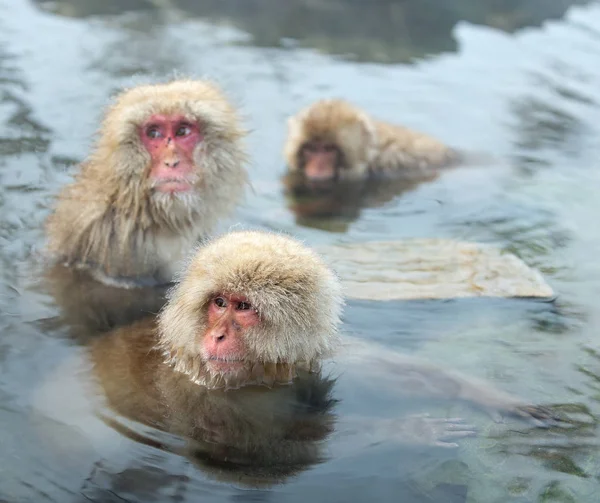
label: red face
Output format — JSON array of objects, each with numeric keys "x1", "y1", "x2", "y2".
[
  {"x1": 301, "y1": 141, "x2": 340, "y2": 182},
  {"x1": 140, "y1": 114, "x2": 203, "y2": 193},
  {"x1": 203, "y1": 293, "x2": 260, "y2": 372}
]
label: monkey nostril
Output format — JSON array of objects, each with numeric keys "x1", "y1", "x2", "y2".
[
  {"x1": 215, "y1": 334, "x2": 226, "y2": 342},
  {"x1": 165, "y1": 159, "x2": 180, "y2": 168}
]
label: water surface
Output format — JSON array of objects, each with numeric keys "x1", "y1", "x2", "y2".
[{"x1": 2, "y1": 1, "x2": 600, "y2": 501}]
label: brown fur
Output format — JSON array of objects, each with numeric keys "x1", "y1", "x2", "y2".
[
  {"x1": 45, "y1": 79, "x2": 249, "y2": 287},
  {"x1": 284, "y1": 98, "x2": 459, "y2": 179}
]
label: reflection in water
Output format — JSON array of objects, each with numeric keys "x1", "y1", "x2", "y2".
[
  {"x1": 0, "y1": 39, "x2": 52, "y2": 320},
  {"x1": 80, "y1": 460, "x2": 192, "y2": 503},
  {"x1": 86, "y1": 13, "x2": 186, "y2": 77},
  {"x1": 282, "y1": 171, "x2": 429, "y2": 232},
  {"x1": 34, "y1": 0, "x2": 595, "y2": 63},
  {"x1": 91, "y1": 360, "x2": 337, "y2": 488},
  {"x1": 510, "y1": 64, "x2": 594, "y2": 174},
  {"x1": 40, "y1": 264, "x2": 169, "y2": 340}
]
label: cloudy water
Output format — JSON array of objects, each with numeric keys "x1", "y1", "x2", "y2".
[{"x1": 1, "y1": 0, "x2": 600, "y2": 501}]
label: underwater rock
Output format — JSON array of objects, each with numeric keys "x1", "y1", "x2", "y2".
[{"x1": 318, "y1": 239, "x2": 554, "y2": 301}]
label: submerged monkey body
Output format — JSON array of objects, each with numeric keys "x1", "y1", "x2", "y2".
[
  {"x1": 75, "y1": 229, "x2": 563, "y2": 487},
  {"x1": 45, "y1": 79, "x2": 249, "y2": 286},
  {"x1": 90, "y1": 230, "x2": 553, "y2": 424},
  {"x1": 92, "y1": 317, "x2": 314, "y2": 407},
  {"x1": 284, "y1": 98, "x2": 459, "y2": 181},
  {"x1": 373, "y1": 119, "x2": 459, "y2": 174},
  {"x1": 89, "y1": 319, "x2": 336, "y2": 485}
]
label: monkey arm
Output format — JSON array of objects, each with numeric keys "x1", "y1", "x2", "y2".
[
  {"x1": 332, "y1": 414, "x2": 477, "y2": 452},
  {"x1": 334, "y1": 337, "x2": 550, "y2": 421}
]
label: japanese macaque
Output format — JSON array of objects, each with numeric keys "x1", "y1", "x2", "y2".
[
  {"x1": 84, "y1": 230, "x2": 559, "y2": 485},
  {"x1": 91, "y1": 230, "x2": 343, "y2": 395},
  {"x1": 45, "y1": 79, "x2": 248, "y2": 288},
  {"x1": 283, "y1": 98, "x2": 459, "y2": 182}
]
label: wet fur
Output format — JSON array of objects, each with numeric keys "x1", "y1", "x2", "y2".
[
  {"x1": 45, "y1": 79, "x2": 249, "y2": 286},
  {"x1": 284, "y1": 98, "x2": 459, "y2": 179}
]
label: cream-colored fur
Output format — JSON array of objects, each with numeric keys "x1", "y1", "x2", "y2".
[
  {"x1": 45, "y1": 79, "x2": 249, "y2": 287},
  {"x1": 157, "y1": 230, "x2": 344, "y2": 388},
  {"x1": 284, "y1": 98, "x2": 459, "y2": 179}
]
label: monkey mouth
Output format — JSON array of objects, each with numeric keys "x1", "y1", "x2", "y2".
[
  {"x1": 207, "y1": 357, "x2": 245, "y2": 373},
  {"x1": 152, "y1": 177, "x2": 194, "y2": 193}
]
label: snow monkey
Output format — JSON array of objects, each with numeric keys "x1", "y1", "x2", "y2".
[
  {"x1": 284, "y1": 98, "x2": 460, "y2": 182},
  {"x1": 88, "y1": 231, "x2": 558, "y2": 484},
  {"x1": 45, "y1": 79, "x2": 249, "y2": 288}
]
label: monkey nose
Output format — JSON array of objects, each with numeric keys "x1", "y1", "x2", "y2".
[
  {"x1": 164, "y1": 159, "x2": 180, "y2": 168},
  {"x1": 214, "y1": 333, "x2": 226, "y2": 343}
]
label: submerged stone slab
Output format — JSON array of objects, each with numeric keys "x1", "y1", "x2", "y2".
[{"x1": 318, "y1": 239, "x2": 554, "y2": 301}]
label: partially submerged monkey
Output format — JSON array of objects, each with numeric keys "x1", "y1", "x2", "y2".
[
  {"x1": 88, "y1": 230, "x2": 557, "y2": 478},
  {"x1": 45, "y1": 79, "x2": 248, "y2": 288},
  {"x1": 284, "y1": 98, "x2": 460, "y2": 182}
]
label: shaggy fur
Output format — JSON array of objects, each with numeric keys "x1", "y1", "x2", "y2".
[
  {"x1": 157, "y1": 230, "x2": 344, "y2": 389},
  {"x1": 45, "y1": 79, "x2": 249, "y2": 287},
  {"x1": 284, "y1": 98, "x2": 460, "y2": 179}
]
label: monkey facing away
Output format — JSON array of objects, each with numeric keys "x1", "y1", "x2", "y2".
[
  {"x1": 284, "y1": 98, "x2": 460, "y2": 182},
  {"x1": 83, "y1": 230, "x2": 560, "y2": 484},
  {"x1": 45, "y1": 79, "x2": 249, "y2": 288}
]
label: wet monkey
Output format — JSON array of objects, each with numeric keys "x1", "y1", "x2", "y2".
[
  {"x1": 284, "y1": 98, "x2": 460, "y2": 182},
  {"x1": 89, "y1": 230, "x2": 557, "y2": 471},
  {"x1": 45, "y1": 79, "x2": 249, "y2": 288},
  {"x1": 92, "y1": 231, "x2": 343, "y2": 395}
]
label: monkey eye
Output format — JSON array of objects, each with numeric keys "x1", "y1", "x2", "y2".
[
  {"x1": 237, "y1": 301, "x2": 251, "y2": 310},
  {"x1": 214, "y1": 297, "x2": 227, "y2": 308},
  {"x1": 175, "y1": 125, "x2": 192, "y2": 137},
  {"x1": 323, "y1": 144, "x2": 337, "y2": 153},
  {"x1": 304, "y1": 143, "x2": 317, "y2": 153},
  {"x1": 146, "y1": 126, "x2": 162, "y2": 139}
]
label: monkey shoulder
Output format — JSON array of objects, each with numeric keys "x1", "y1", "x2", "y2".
[
  {"x1": 46, "y1": 171, "x2": 115, "y2": 258},
  {"x1": 372, "y1": 120, "x2": 458, "y2": 173}
]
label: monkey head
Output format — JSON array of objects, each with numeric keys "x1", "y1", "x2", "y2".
[
  {"x1": 97, "y1": 79, "x2": 248, "y2": 224},
  {"x1": 157, "y1": 230, "x2": 344, "y2": 389},
  {"x1": 284, "y1": 99, "x2": 377, "y2": 183}
]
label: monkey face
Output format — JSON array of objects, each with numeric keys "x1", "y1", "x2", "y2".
[
  {"x1": 298, "y1": 140, "x2": 344, "y2": 183},
  {"x1": 102, "y1": 79, "x2": 248, "y2": 216},
  {"x1": 140, "y1": 114, "x2": 203, "y2": 194},
  {"x1": 201, "y1": 293, "x2": 260, "y2": 374}
]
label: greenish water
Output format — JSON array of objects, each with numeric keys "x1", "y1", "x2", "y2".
[{"x1": 1, "y1": 1, "x2": 600, "y2": 501}]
